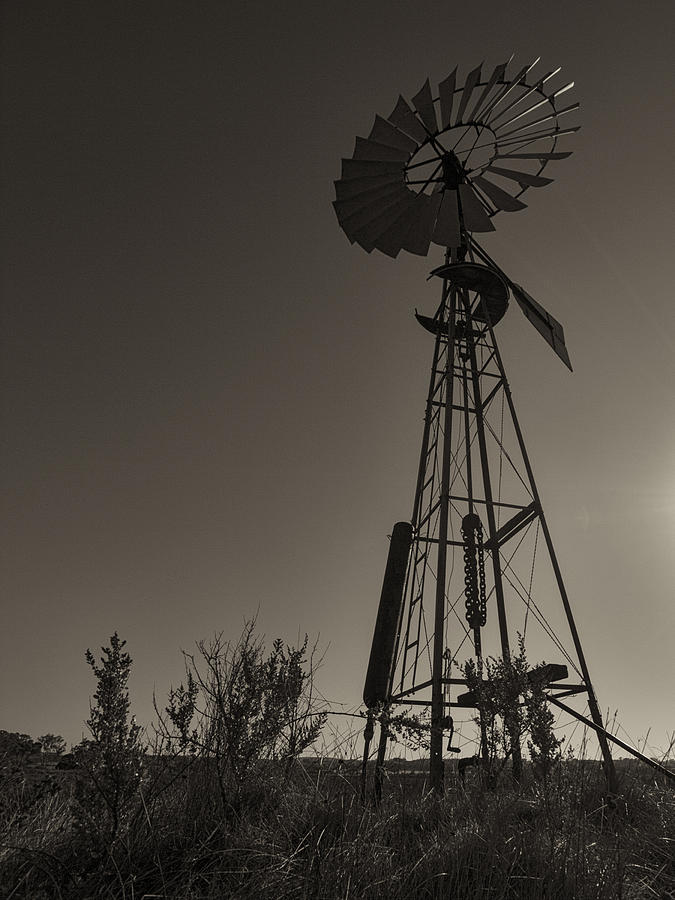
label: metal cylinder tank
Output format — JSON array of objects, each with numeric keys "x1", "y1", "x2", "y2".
[{"x1": 363, "y1": 521, "x2": 413, "y2": 708}]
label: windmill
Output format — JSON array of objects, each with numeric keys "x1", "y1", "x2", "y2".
[{"x1": 333, "y1": 58, "x2": 673, "y2": 793}]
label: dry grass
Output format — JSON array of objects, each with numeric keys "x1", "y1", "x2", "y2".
[{"x1": 1, "y1": 755, "x2": 673, "y2": 899}]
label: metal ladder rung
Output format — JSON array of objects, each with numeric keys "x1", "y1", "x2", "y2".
[
  {"x1": 417, "y1": 499, "x2": 441, "y2": 530},
  {"x1": 422, "y1": 472, "x2": 435, "y2": 492}
]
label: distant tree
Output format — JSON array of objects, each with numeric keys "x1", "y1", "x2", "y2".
[
  {"x1": 0, "y1": 730, "x2": 41, "y2": 781},
  {"x1": 38, "y1": 733, "x2": 66, "y2": 755},
  {"x1": 73, "y1": 633, "x2": 144, "y2": 848}
]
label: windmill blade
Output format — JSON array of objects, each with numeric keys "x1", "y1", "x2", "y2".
[
  {"x1": 349, "y1": 194, "x2": 417, "y2": 248},
  {"x1": 387, "y1": 95, "x2": 429, "y2": 144},
  {"x1": 489, "y1": 78, "x2": 546, "y2": 128},
  {"x1": 488, "y1": 69, "x2": 559, "y2": 127},
  {"x1": 455, "y1": 63, "x2": 483, "y2": 123},
  {"x1": 353, "y1": 136, "x2": 410, "y2": 162},
  {"x1": 341, "y1": 159, "x2": 404, "y2": 180},
  {"x1": 496, "y1": 95, "x2": 550, "y2": 132},
  {"x1": 473, "y1": 175, "x2": 527, "y2": 212},
  {"x1": 466, "y1": 59, "x2": 510, "y2": 121},
  {"x1": 431, "y1": 189, "x2": 461, "y2": 247},
  {"x1": 478, "y1": 58, "x2": 539, "y2": 123},
  {"x1": 396, "y1": 194, "x2": 432, "y2": 256},
  {"x1": 495, "y1": 151, "x2": 572, "y2": 161},
  {"x1": 337, "y1": 188, "x2": 411, "y2": 235},
  {"x1": 498, "y1": 102, "x2": 580, "y2": 141},
  {"x1": 486, "y1": 165, "x2": 553, "y2": 187},
  {"x1": 438, "y1": 67, "x2": 457, "y2": 129},
  {"x1": 486, "y1": 69, "x2": 550, "y2": 127},
  {"x1": 511, "y1": 282, "x2": 572, "y2": 370},
  {"x1": 369, "y1": 114, "x2": 418, "y2": 154},
  {"x1": 334, "y1": 173, "x2": 401, "y2": 200},
  {"x1": 458, "y1": 183, "x2": 495, "y2": 232},
  {"x1": 552, "y1": 81, "x2": 575, "y2": 99},
  {"x1": 374, "y1": 202, "x2": 423, "y2": 257},
  {"x1": 403, "y1": 192, "x2": 442, "y2": 255},
  {"x1": 411, "y1": 78, "x2": 438, "y2": 134},
  {"x1": 333, "y1": 181, "x2": 406, "y2": 218},
  {"x1": 356, "y1": 200, "x2": 419, "y2": 254},
  {"x1": 495, "y1": 125, "x2": 580, "y2": 149}
]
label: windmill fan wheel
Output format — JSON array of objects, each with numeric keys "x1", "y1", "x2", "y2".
[{"x1": 333, "y1": 57, "x2": 579, "y2": 258}]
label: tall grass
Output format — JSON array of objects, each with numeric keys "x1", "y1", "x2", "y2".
[{"x1": 2, "y1": 755, "x2": 673, "y2": 898}]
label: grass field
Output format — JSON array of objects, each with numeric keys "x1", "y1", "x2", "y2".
[{"x1": 2, "y1": 750, "x2": 674, "y2": 899}]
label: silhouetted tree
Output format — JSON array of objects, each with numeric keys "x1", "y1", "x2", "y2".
[
  {"x1": 73, "y1": 633, "x2": 144, "y2": 849},
  {"x1": 38, "y1": 733, "x2": 66, "y2": 754}
]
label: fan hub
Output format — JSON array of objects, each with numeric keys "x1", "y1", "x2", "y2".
[
  {"x1": 441, "y1": 152, "x2": 464, "y2": 189},
  {"x1": 404, "y1": 123, "x2": 498, "y2": 196}
]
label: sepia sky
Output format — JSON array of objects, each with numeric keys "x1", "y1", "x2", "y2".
[{"x1": 2, "y1": 0, "x2": 674, "y2": 754}]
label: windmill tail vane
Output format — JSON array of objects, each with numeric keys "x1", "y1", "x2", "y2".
[{"x1": 333, "y1": 57, "x2": 674, "y2": 794}]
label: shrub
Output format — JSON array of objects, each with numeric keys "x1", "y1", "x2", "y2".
[
  {"x1": 463, "y1": 635, "x2": 563, "y2": 783},
  {"x1": 72, "y1": 633, "x2": 144, "y2": 851},
  {"x1": 163, "y1": 620, "x2": 327, "y2": 812}
]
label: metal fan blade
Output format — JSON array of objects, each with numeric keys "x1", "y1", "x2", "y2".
[
  {"x1": 333, "y1": 182, "x2": 406, "y2": 218},
  {"x1": 374, "y1": 202, "x2": 422, "y2": 257},
  {"x1": 341, "y1": 159, "x2": 404, "y2": 180},
  {"x1": 488, "y1": 73, "x2": 552, "y2": 127},
  {"x1": 369, "y1": 114, "x2": 418, "y2": 154},
  {"x1": 473, "y1": 175, "x2": 527, "y2": 212},
  {"x1": 498, "y1": 102, "x2": 580, "y2": 141},
  {"x1": 552, "y1": 81, "x2": 575, "y2": 99},
  {"x1": 511, "y1": 282, "x2": 572, "y2": 370},
  {"x1": 353, "y1": 136, "x2": 410, "y2": 162},
  {"x1": 495, "y1": 151, "x2": 572, "y2": 161},
  {"x1": 431, "y1": 189, "x2": 461, "y2": 247},
  {"x1": 438, "y1": 68, "x2": 457, "y2": 129},
  {"x1": 337, "y1": 189, "x2": 411, "y2": 235},
  {"x1": 495, "y1": 125, "x2": 580, "y2": 149},
  {"x1": 466, "y1": 59, "x2": 510, "y2": 122},
  {"x1": 478, "y1": 59, "x2": 539, "y2": 123},
  {"x1": 486, "y1": 165, "x2": 553, "y2": 187},
  {"x1": 495, "y1": 95, "x2": 550, "y2": 131},
  {"x1": 455, "y1": 63, "x2": 482, "y2": 123},
  {"x1": 402, "y1": 193, "x2": 439, "y2": 256},
  {"x1": 334, "y1": 173, "x2": 401, "y2": 200},
  {"x1": 354, "y1": 195, "x2": 418, "y2": 251},
  {"x1": 387, "y1": 95, "x2": 429, "y2": 144},
  {"x1": 458, "y1": 183, "x2": 495, "y2": 232},
  {"x1": 411, "y1": 78, "x2": 438, "y2": 134}
]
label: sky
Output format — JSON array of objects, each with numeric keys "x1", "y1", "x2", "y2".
[{"x1": 1, "y1": 0, "x2": 674, "y2": 756}]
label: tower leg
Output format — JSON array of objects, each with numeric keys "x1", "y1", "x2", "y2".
[
  {"x1": 373, "y1": 712, "x2": 389, "y2": 803},
  {"x1": 360, "y1": 712, "x2": 374, "y2": 801},
  {"x1": 430, "y1": 284, "x2": 457, "y2": 793},
  {"x1": 480, "y1": 319, "x2": 616, "y2": 791}
]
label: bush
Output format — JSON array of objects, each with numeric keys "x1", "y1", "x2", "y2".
[
  {"x1": 463, "y1": 635, "x2": 563, "y2": 783},
  {"x1": 163, "y1": 620, "x2": 327, "y2": 812},
  {"x1": 72, "y1": 633, "x2": 144, "y2": 851}
]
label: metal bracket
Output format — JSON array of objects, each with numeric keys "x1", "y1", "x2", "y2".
[{"x1": 483, "y1": 500, "x2": 539, "y2": 552}]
